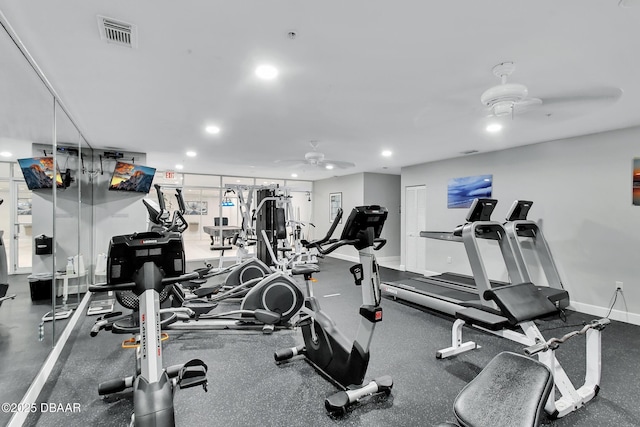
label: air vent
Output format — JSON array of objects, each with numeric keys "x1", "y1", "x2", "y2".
[
  {"x1": 460, "y1": 150, "x2": 479, "y2": 155},
  {"x1": 97, "y1": 15, "x2": 138, "y2": 48}
]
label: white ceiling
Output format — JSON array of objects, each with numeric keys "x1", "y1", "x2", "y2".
[{"x1": 1, "y1": 1, "x2": 640, "y2": 181}]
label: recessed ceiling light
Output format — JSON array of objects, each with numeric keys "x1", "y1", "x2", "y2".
[
  {"x1": 486, "y1": 123, "x2": 503, "y2": 133},
  {"x1": 175, "y1": 164, "x2": 184, "y2": 170},
  {"x1": 186, "y1": 151, "x2": 197, "y2": 157},
  {"x1": 381, "y1": 150, "x2": 392, "y2": 157},
  {"x1": 291, "y1": 173, "x2": 298, "y2": 178},
  {"x1": 325, "y1": 164, "x2": 334, "y2": 170},
  {"x1": 205, "y1": 125, "x2": 220, "y2": 134},
  {"x1": 255, "y1": 64, "x2": 278, "y2": 80},
  {"x1": 0, "y1": 152, "x2": 11, "y2": 157}
]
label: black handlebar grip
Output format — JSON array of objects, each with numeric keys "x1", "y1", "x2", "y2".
[
  {"x1": 90, "y1": 320, "x2": 107, "y2": 337},
  {"x1": 155, "y1": 184, "x2": 165, "y2": 210},
  {"x1": 274, "y1": 348, "x2": 294, "y2": 362},
  {"x1": 373, "y1": 238, "x2": 387, "y2": 251},
  {"x1": 98, "y1": 378, "x2": 127, "y2": 395},
  {"x1": 89, "y1": 282, "x2": 135, "y2": 293},
  {"x1": 175, "y1": 188, "x2": 186, "y2": 214}
]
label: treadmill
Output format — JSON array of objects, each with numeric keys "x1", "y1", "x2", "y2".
[
  {"x1": 503, "y1": 200, "x2": 569, "y2": 308},
  {"x1": 381, "y1": 199, "x2": 569, "y2": 316}
]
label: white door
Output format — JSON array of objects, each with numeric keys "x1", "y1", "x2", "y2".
[
  {"x1": 11, "y1": 181, "x2": 32, "y2": 273},
  {"x1": 405, "y1": 185, "x2": 427, "y2": 274}
]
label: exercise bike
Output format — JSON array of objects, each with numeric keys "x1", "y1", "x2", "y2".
[
  {"x1": 89, "y1": 231, "x2": 209, "y2": 427},
  {"x1": 274, "y1": 205, "x2": 393, "y2": 414}
]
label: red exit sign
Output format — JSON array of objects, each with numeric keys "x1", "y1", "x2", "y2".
[{"x1": 165, "y1": 171, "x2": 175, "y2": 179}]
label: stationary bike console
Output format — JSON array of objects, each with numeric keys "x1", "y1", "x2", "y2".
[{"x1": 107, "y1": 231, "x2": 185, "y2": 292}]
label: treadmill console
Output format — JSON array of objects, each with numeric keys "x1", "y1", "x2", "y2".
[
  {"x1": 465, "y1": 198, "x2": 498, "y2": 222},
  {"x1": 505, "y1": 200, "x2": 532, "y2": 221},
  {"x1": 341, "y1": 205, "x2": 388, "y2": 240}
]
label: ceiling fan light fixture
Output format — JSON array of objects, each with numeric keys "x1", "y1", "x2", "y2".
[
  {"x1": 491, "y1": 101, "x2": 514, "y2": 117},
  {"x1": 486, "y1": 123, "x2": 503, "y2": 133},
  {"x1": 255, "y1": 64, "x2": 278, "y2": 80},
  {"x1": 205, "y1": 125, "x2": 220, "y2": 134},
  {"x1": 481, "y1": 83, "x2": 528, "y2": 107}
]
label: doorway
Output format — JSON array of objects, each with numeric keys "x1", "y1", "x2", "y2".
[
  {"x1": 405, "y1": 185, "x2": 427, "y2": 275},
  {"x1": 11, "y1": 180, "x2": 32, "y2": 273}
]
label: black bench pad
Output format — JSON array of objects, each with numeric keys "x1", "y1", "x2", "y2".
[
  {"x1": 456, "y1": 307, "x2": 509, "y2": 331},
  {"x1": 484, "y1": 282, "x2": 559, "y2": 326}
]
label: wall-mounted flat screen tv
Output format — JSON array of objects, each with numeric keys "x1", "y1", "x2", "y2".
[
  {"x1": 17, "y1": 157, "x2": 63, "y2": 190},
  {"x1": 109, "y1": 162, "x2": 156, "y2": 193}
]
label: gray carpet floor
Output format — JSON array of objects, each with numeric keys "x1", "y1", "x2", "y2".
[{"x1": 24, "y1": 258, "x2": 640, "y2": 426}]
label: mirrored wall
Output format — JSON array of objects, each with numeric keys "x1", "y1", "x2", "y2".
[{"x1": 0, "y1": 14, "x2": 93, "y2": 423}]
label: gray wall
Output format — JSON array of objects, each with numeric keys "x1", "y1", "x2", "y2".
[
  {"x1": 313, "y1": 172, "x2": 401, "y2": 262},
  {"x1": 363, "y1": 172, "x2": 401, "y2": 260},
  {"x1": 92, "y1": 152, "x2": 149, "y2": 259},
  {"x1": 401, "y1": 125, "x2": 640, "y2": 324},
  {"x1": 312, "y1": 173, "x2": 363, "y2": 259}
]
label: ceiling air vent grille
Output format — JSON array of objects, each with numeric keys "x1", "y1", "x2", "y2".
[
  {"x1": 97, "y1": 15, "x2": 138, "y2": 48},
  {"x1": 460, "y1": 150, "x2": 479, "y2": 155}
]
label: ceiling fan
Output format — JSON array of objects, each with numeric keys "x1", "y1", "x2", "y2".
[
  {"x1": 274, "y1": 141, "x2": 355, "y2": 170},
  {"x1": 480, "y1": 62, "x2": 623, "y2": 119}
]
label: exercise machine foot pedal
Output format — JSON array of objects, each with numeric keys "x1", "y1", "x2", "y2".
[
  {"x1": 325, "y1": 391, "x2": 349, "y2": 414},
  {"x1": 374, "y1": 375, "x2": 393, "y2": 393},
  {"x1": 177, "y1": 359, "x2": 208, "y2": 391}
]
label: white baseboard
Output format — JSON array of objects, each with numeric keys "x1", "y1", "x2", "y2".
[
  {"x1": 327, "y1": 253, "x2": 359, "y2": 263},
  {"x1": 570, "y1": 301, "x2": 640, "y2": 325},
  {"x1": 327, "y1": 254, "x2": 404, "y2": 270}
]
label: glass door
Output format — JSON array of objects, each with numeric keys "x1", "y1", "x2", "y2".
[{"x1": 10, "y1": 180, "x2": 32, "y2": 273}]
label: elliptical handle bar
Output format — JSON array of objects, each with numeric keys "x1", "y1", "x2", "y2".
[
  {"x1": 301, "y1": 208, "x2": 343, "y2": 248},
  {"x1": 524, "y1": 318, "x2": 610, "y2": 356},
  {"x1": 307, "y1": 238, "x2": 359, "y2": 256},
  {"x1": 175, "y1": 188, "x2": 186, "y2": 214},
  {"x1": 88, "y1": 270, "x2": 202, "y2": 293},
  {"x1": 155, "y1": 184, "x2": 166, "y2": 211}
]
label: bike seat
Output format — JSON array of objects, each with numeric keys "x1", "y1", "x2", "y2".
[{"x1": 291, "y1": 264, "x2": 320, "y2": 277}]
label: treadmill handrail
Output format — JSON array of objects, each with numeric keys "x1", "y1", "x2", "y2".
[{"x1": 419, "y1": 231, "x2": 463, "y2": 242}]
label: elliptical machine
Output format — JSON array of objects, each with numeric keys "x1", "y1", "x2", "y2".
[
  {"x1": 274, "y1": 205, "x2": 393, "y2": 413},
  {"x1": 89, "y1": 230, "x2": 209, "y2": 427}
]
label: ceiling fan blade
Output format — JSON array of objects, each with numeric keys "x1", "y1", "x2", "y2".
[
  {"x1": 274, "y1": 159, "x2": 303, "y2": 164},
  {"x1": 518, "y1": 87, "x2": 623, "y2": 121},
  {"x1": 273, "y1": 159, "x2": 309, "y2": 169},
  {"x1": 321, "y1": 160, "x2": 355, "y2": 169},
  {"x1": 542, "y1": 86, "x2": 623, "y2": 106}
]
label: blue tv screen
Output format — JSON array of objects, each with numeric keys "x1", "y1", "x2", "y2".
[
  {"x1": 17, "y1": 157, "x2": 63, "y2": 190},
  {"x1": 109, "y1": 162, "x2": 156, "y2": 193}
]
